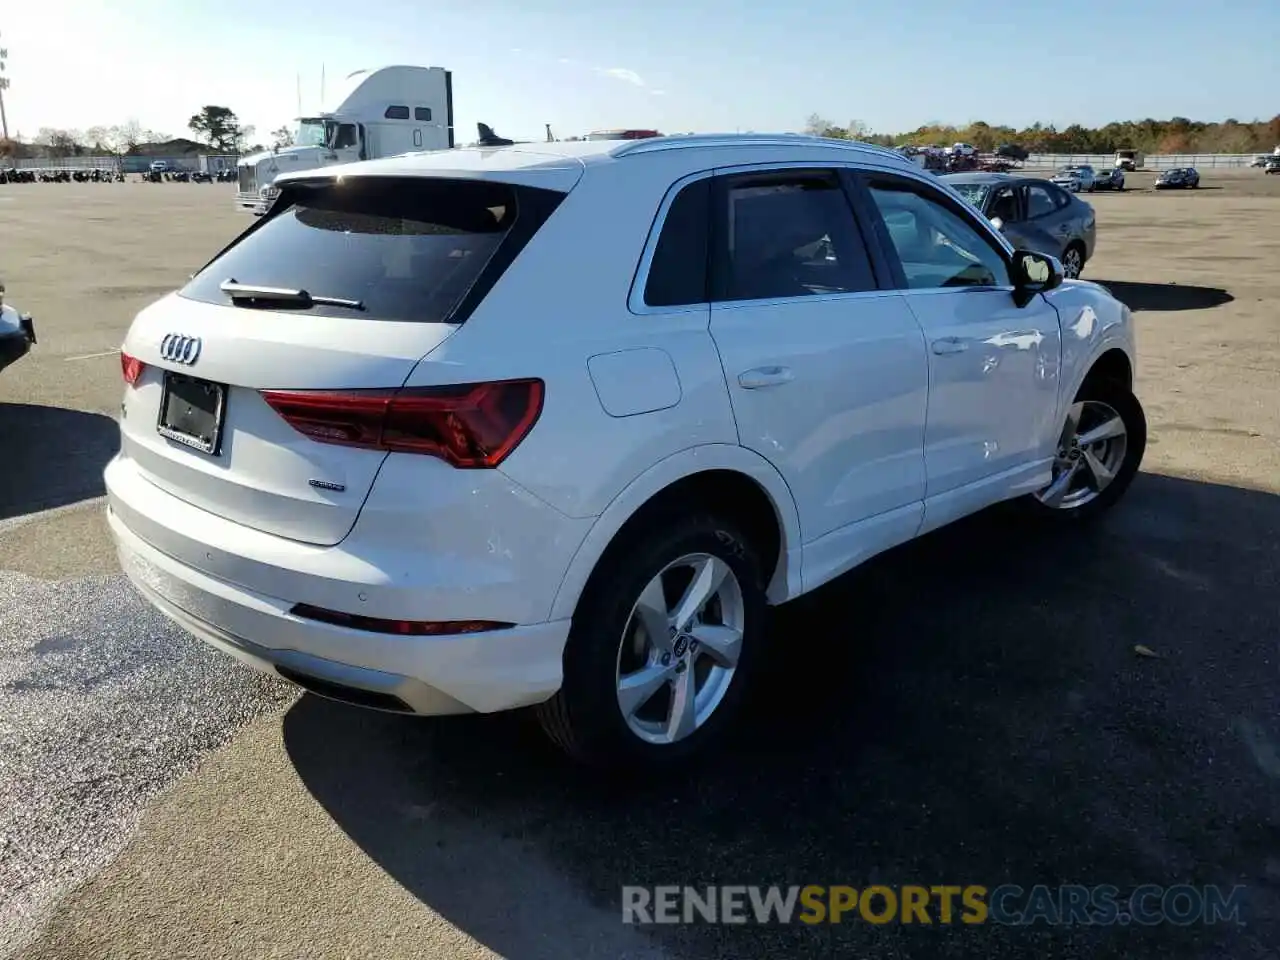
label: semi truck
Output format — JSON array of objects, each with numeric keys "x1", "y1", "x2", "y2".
[{"x1": 234, "y1": 65, "x2": 455, "y2": 214}]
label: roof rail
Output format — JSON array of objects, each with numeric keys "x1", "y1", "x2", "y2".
[{"x1": 612, "y1": 132, "x2": 907, "y2": 161}]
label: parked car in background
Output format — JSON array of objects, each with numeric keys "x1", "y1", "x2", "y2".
[
  {"x1": 105, "y1": 134, "x2": 1144, "y2": 769},
  {"x1": 0, "y1": 282, "x2": 37, "y2": 376},
  {"x1": 943, "y1": 172, "x2": 1097, "y2": 279},
  {"x1": 1265, "y1": 157, "x2": 1280, "y2": 175},
  {"x1": 1093, "y1": 168, "x2": 1125, "y2": 191},
  {"x1": 1050, "y1": 165, "x2": 1096, "y2": 193},
  {"x1": 1155, "y1": 167, "x2": 1200, "y2": 189}
]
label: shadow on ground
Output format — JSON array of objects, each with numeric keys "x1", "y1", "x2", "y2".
[
  {"x1": 1097, "y1": 281, "x2": 1234, "y2": 312},
  {"x1": 284, "y1": 473, "x2": 1280, "y2": 960},
  {"x1": 0, "y1": 403, "x2": 119, "y2": 520}
]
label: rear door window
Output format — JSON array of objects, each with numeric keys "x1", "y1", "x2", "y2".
[
  {"x1": 714, "y1": 170, "x2": 876, "y2": 302},
  {"x1": 181, "y1": 178, "x2": 563, "y2": 324}
]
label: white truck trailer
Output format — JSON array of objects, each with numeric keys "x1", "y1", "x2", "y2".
[{"x1": 235, "y1": 65, "x2": 455, "y2": 214}]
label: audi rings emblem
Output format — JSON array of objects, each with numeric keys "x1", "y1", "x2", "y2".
[{"x1": 160, "y1": 334, "x2": 202, "y2": 366}]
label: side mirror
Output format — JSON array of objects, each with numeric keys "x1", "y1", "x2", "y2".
[
  {"x1": 1011, "y1": 250, "x2": 1063, "y2": 307},
  {"x1": 989, "y1": 216, "x2": 1004, "y2": 231}
]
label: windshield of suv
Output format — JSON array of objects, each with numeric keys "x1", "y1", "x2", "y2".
[
  {"x1": 1057, "y1": 167, "x2": 1077, "y2": 175},
  {"x1": 180, "y1": 177, "x2": 561, "y2": 323}
]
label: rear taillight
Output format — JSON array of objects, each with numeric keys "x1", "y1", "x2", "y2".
[
  {"x1": 290, "y1": 603, "x2": 513, "y2": 636},
  {"x1": 260, "y1": 379, "x2": 544, "y2": 469},
  {"x1": 121, "y1": 351, "x2": 145, "y2": 385}
]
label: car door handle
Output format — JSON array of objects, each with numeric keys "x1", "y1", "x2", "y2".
[
  {"x1": 737, "y1": 366, "x2": 794, "y2": 389},
  {"x1": 931, "y1": 337, "x2": 969, "y2": 355}
]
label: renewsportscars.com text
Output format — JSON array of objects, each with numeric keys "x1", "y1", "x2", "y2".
[{"x1": 622, "y1": 884, "x2": 1246, "y2": 926}]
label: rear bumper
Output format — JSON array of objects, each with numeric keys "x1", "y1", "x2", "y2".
[
  {"x1": 0, "y1": 317, "x2": 35, "y2": 373},
  {"x1": 110, "y1": 504, "x2": 571, "y2": 715},
  {"x1": 105, "y1": 454, "x2": 580, "y2": 715}
]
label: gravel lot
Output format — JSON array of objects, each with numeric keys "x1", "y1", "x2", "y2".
[{"x1": 1, "y1": 170, "x2": 1279, "y2": 959}]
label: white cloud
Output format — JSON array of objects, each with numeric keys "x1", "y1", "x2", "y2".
[
  {"x1": 650, "y1": 89, "x2": 667, "y2": 97},
  {"x1": 600, "y1": 67, "x2": 645, "y2": 87}
]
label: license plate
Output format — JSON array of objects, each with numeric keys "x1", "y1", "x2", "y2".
[{"x1": 157, "y1": 372, "x2": 226, "y2": 456}]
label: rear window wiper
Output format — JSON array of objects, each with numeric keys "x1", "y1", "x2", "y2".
[{"x1": 220, "y1": 279, "x2": 365, "y2": 311}]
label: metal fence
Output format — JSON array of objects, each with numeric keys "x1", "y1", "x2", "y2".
[
  {"x1": 1026, "y1": 153, "x2": 1264, "y2": 170},
  {"x1": 8, "y1": 153, "x2": 239, "y2": 173}
]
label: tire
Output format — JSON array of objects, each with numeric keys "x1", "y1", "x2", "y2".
[
  {"x1": 1061, "y1": 242, "x2": 1086, "y2": 280},
  {"x1": 1021, "y1": 376, "x2": 1146, "y2": 524},
  {"x1": 537, "y1": 511, "x2": 768, "y2": 770}
]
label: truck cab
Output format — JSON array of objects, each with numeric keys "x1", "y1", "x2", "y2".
[
  {"x1": 235, "y1": 65, "x2": 455, "y2": 214},
  {"x1": 1114, "y1": 149, "x2": 1144, "y2": 171}
]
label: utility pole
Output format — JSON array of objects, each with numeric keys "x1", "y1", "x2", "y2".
[{"x1": 0, "y1": 34, "x2": 11, "y2": 142}]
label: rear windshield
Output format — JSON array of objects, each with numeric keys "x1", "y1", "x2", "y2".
[{"x1": 181, "y1": 177, "x2": 562, "y2": 323}]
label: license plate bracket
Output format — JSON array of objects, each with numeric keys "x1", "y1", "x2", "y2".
[{"x1": 157, "y1": 372, "x2": 227, "y2": 456}]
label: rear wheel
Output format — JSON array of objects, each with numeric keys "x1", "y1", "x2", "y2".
[
  {"x1": 537, "y1": 513, "x2": 768, "y2": 770},
  {"x1": 1024, "y1": 376, "x2": 1146, "y2": 523}
]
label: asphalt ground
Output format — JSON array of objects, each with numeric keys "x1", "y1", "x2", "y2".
[{"x1": 1, "y1": 168, "x2": 1278, "y2": 959}]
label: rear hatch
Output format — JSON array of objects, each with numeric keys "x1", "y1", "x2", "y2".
[{"x1": 119, "y1": 174, "x2": 563, "y2": 546}]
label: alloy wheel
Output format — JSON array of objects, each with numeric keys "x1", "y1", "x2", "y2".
[
  {"x1": 1063, "y1": 248, "x2": 1083, "y2": 279},
  {"x1": 1034, "y1": 400, "x2": 1128, "y2": 510},
  {"x1": 614, "y1": 553, "x2": 745, "y2": 745}
]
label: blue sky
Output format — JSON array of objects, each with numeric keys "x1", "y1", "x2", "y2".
[{"x1": 4, "y1": 0, "x2": 1277, "y2": 145}]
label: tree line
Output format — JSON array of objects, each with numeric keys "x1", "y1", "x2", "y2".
[
  {"x1": 0, "y1": 106, "x2": 298, "y2": 160},
  {"x1": 804, "y1": 114, "x2": 1280, "y2": 154}
]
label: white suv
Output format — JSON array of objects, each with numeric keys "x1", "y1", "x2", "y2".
[{"x1": 106, "y1": 135, "x2": 1145, "y2": 768}]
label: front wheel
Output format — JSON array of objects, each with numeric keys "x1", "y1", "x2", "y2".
[
  {"x1": 1061, "y1": 244, "x2": 1085, "y2": 280},
  {"x1": 537, "y1": 513, "x2": 768, "y2": 770},
  {"x1": 1025, "y1": 378, "x2": 1146, "y2": 523}
]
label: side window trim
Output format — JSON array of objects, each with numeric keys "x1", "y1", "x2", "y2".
[
  {"x1": 708, "y1": 166, "x2": 880, "y2": 305},
  {"x1": 837, "y1": 168, "x2": 900, "y2": 291},
  {"x1": 853, "y1": 170, "x2": 1016, "y2": 291},
  {"x1": 845, "y1": 171, "x2": 910, "y2": 290},
  {"x1": 627, "y1": 170, "x2": 715, "y2": 316}
]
